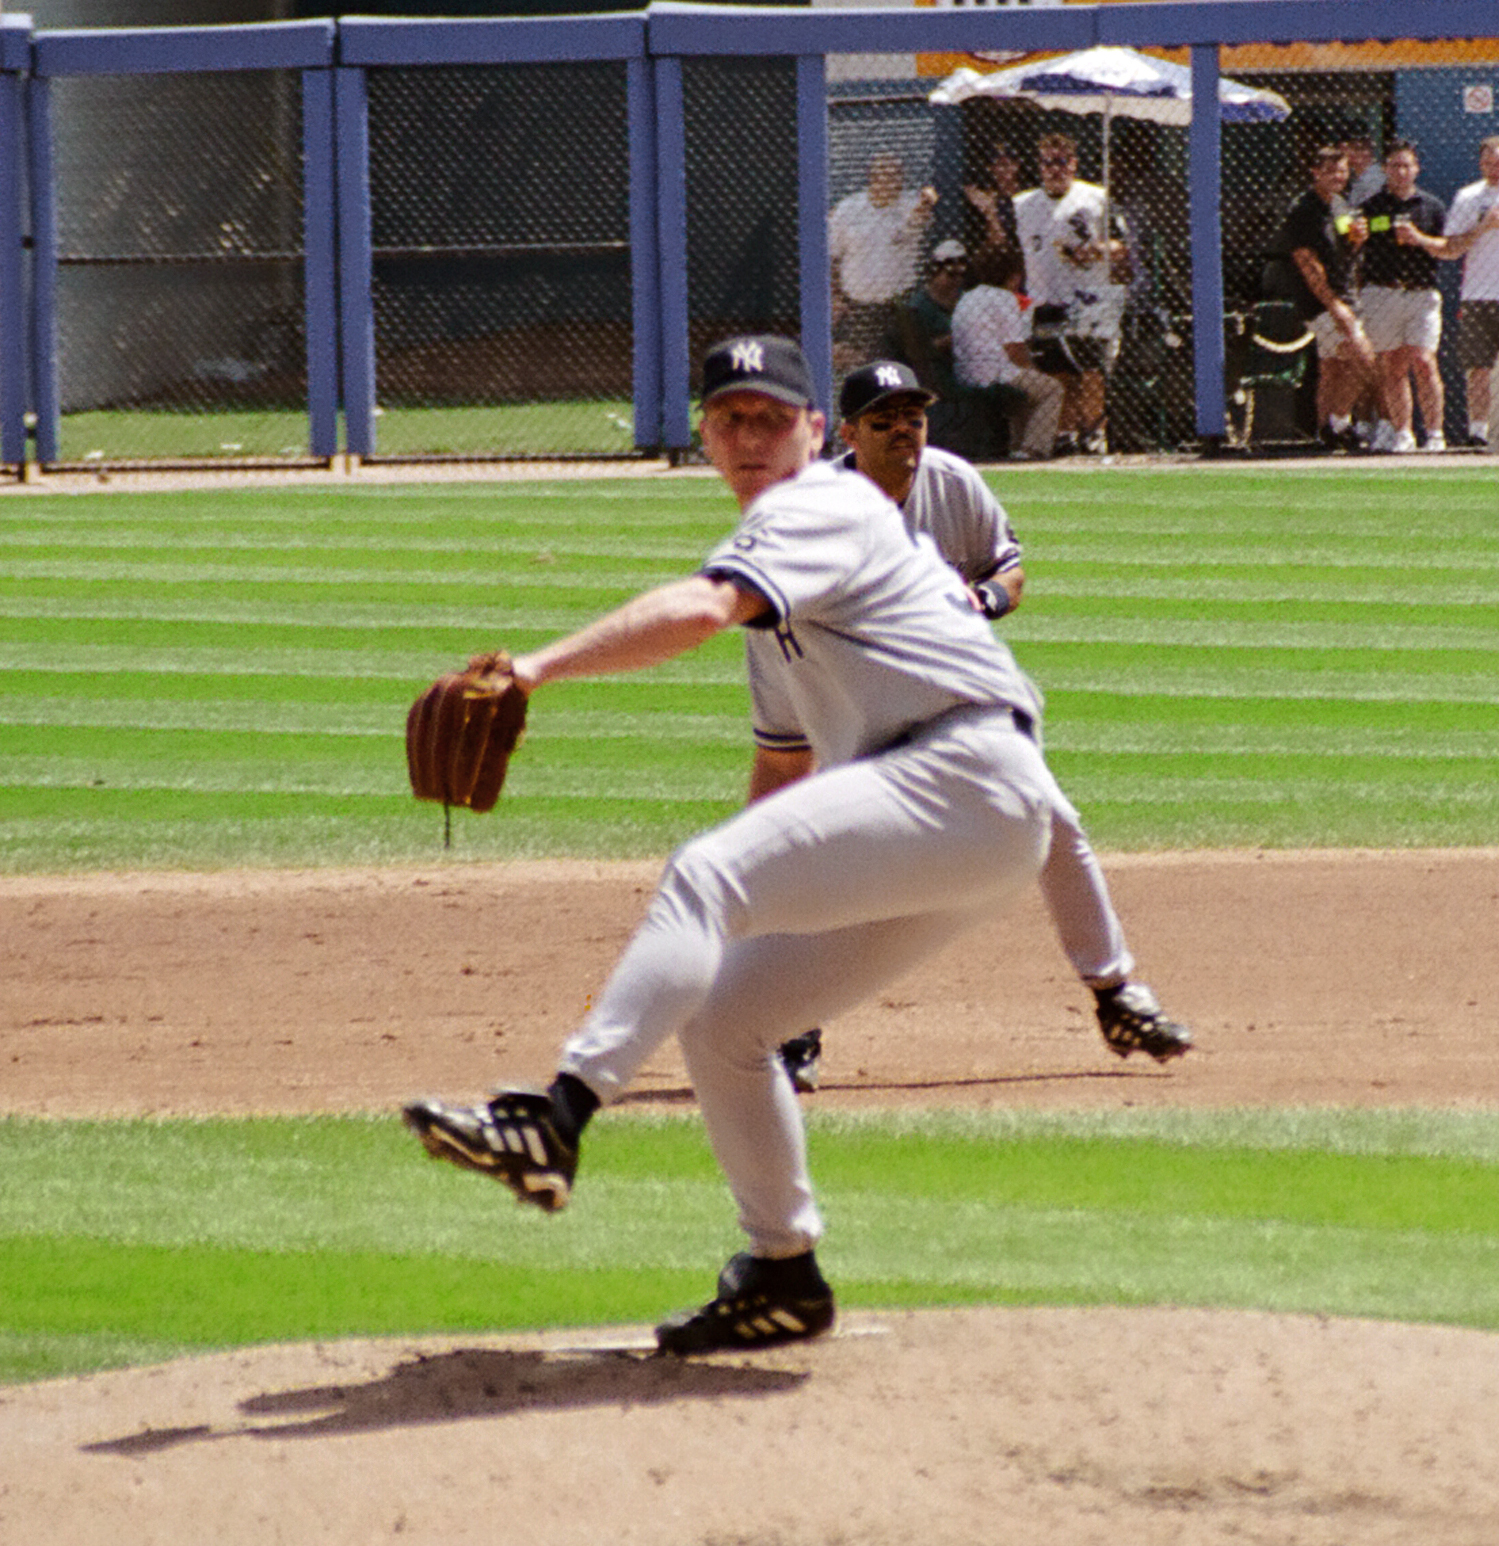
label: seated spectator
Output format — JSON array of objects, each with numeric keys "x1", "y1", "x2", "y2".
[
  {"x1": 887, "y1": 238, "x2": 969, "y2": 400},
  {"x1": 951, "y1": 250, "x2": 1065, "y2": 460}
]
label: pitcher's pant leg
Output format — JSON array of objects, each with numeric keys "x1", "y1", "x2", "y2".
[
  {"x1": 1038, "y1": 792, "x2": 1133, "y2": 987},
  {"x1": 557, "y1": 715, "x2": 1055, "y2": 1254},
  {"x1": 561, "y1": 717, "x2": 1053, "y2": 1101},
  {"x1": 677, "y1": 907, "x2": 991, "y2": 1257}
]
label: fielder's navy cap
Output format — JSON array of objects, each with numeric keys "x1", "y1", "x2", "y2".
[
  {"x1": 838, "y1": 360, "x2": 938, "y2": 421},
  {"x1": 701, "y1": 335, "x2": 817, "y2": 409}
]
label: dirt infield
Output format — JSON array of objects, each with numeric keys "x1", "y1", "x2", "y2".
[{"x1": 3, "y1": 847, "x2": 1499, "y2": 1544}]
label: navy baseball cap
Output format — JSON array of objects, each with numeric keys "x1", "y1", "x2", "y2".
[
  {"x1": 701, "y1": 335, "x2": 817, "y2": 409},
  {"x1": 838, "y1": 360, "x2": 937, "y2": 421}
]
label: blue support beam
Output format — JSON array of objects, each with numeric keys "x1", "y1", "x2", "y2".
[
  {"x1": 25, "y1": 74, "x2": 59, "y2": 465},
  {"x1": 0, "y1": 23, "x2": 27, "y2": 466},
  {"x1": 654, "y1": 54, "x2": 692, "y2": 452},
  {"x1": 32, "y1": 19, "x2": 332, "y2": 78},
  {"x1": 337, "y1": 14, "x2": 645, "y2": 69},
  {"x1": 627, "y1": 56, "x2": 663, "y2": 451},
  {"x1": 796, "y1": 53, "x2": 833, "y2": 422},
  {"x1": 334, "y1": 65, "x2": 376, "y2": 458},
  {"x1": 302, "y1": 66, "x2": 340, "y2": 461},
  {"x1": 1189, "y1": 44, "x2": 1225, "y2": 445}
]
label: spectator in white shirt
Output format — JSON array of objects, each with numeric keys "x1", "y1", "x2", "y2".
[
  {"x1": 830, "y1": 153, "x2": 938, "y2": 374},
  {"x1": 951, "y1": 250, "x2": 1065, "y2": 460}
]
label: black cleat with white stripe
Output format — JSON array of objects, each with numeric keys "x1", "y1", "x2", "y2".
[
  {"x1": 656, "y1": 1250, "x2": 835, "y2": 1355},
  {"x1": 1093, "y1": 981, "x2": 1193, "y2": 1064},
  {"x1": 401, "y1": 1089, "x2": 578, "y2": 1213}
]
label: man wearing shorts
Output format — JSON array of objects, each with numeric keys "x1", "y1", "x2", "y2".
[
  {"x1": 1271, "y1": 146, "x2": 1378, "y2": 450},
  {"x1": 1357, "y1": 140, "x2": 1447, "y2": 453},
  {"x1": 1414, "y1": 136, "x2": 1499, "y2": 448}
]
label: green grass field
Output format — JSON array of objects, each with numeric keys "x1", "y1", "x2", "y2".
[
  {"x1": 2, "y1": 465, "x2": 1497, "y2": 1385},
  {"x1": 55, "y1": 401, "x2": 639, "y2": 462},
  {"x1": 1, "y1": 466, "x2": 1495, "y2": 872},
  {"x1": 6, "y1": 1107, "x2": 1499, "y2": 1385}
]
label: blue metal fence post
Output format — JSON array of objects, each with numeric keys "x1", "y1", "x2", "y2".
[
  {"x1": 627, "y1": 55, "x2": 662, "y2": 451},
  {"x1": 25, "y1": 72, "x2": 59, "y2": 465},
  {"x1": 796, "y1": 52, "x2": 832, "y2": 420},
  {"x1": 1189, "y1": 43, "x2": 1225, "y2": 446},
  {"x1": 654, "y1": 54, "x2": 692, "y2": 453},
  {"x1": 0, "y1": 35, "x2": 26, "y2": 467},
  {"x1": 302, "y1": 65, "x2": 339, "y2": 460},
  {"x1": 334, "y1": 63, "x2": 376, "y2": 458}
]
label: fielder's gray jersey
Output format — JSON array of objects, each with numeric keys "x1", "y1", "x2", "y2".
[
  {"x1": 841, "y1": 445, "x2": 1021, "y2": 584},
  {"x1": 703, "y1": 460, "x2": 1041, "y2": 767}
]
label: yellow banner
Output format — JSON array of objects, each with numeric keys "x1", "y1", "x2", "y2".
[{"x1": 914, "y1": 1, "x2": 1499, "y2": 79}]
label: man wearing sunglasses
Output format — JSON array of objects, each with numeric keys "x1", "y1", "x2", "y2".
[{"x1": 776, "y1": 359, "x2": 1191, "y2": 1094}]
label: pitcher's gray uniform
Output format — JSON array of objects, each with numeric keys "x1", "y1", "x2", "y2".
[
  {"x1": 557, "y1": 457, "x2": 1065, "y2": 1257},
  {"x1": 401, "y1": 336, "x2": 1168, "y2": 1353},
  {"x1": 841, "y1": 441, "x2": 1130, "y2": 987}
]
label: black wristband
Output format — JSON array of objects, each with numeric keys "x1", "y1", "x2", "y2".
[{"x1": 976, "y1": 580, "x2": 1012, "y2": 620}]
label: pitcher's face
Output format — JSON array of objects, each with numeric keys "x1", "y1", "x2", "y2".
[{"x1": 701, "y1": 392, "x2": 825, "y2": 508}]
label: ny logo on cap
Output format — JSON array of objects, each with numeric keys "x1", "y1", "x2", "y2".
[
  {"x1": 875, "y1": 366, "x2": 904, "y2": 389},
  {"x1": 730, "y1": 341, "x2": 766, "y2": 374}
]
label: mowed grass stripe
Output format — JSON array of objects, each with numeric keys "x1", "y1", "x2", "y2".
[
  {"x1": 6, "y1": 594, "x2": 1495, "y2": 655},
  {"x1": 13, "y1": 697, "x2": 1496, "y2": 760},
  {"x1": 2, "y1": 471, "x2": 1497, "y2": 869},
  {"x1": 0, "y1": 643, "x2": 750, "y2": 686},
  {"x1": 2, "y1": 697, "x2": 748, "y2": 742},
  {"x1": 0, "y1": 670, "x2": 750, "y2": 713}
]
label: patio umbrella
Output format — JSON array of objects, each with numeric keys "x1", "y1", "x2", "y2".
[{"x1": 929, "y1": 45, "x2": 1291, "y2": 241}]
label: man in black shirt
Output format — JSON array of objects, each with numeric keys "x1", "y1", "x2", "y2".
[
  {"x1": 1358, "y1": 140, "x2": 1449, "y2": 452},
  {"x1": 1272, "y1": 145, "x2": 1378, "y2": 449}
]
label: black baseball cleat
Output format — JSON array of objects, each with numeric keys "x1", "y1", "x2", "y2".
[
  {"x1": 401, "y1": 1089, "x2": 578, "y2": 1212},
  {"x1": 1318, "y1": 424, "x2": 1366, "y2": 455},
  {"x1": 1093, "y1": 982, "x2": 1193, "y2": 1064},
  {"x1": 656, "y1": 1251, "x2": 836, "y2": 1355},
  {"x1": 778, "y1": 1027, "x2": 823, "y2": 1094}
]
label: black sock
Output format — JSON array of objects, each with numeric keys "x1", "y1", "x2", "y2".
[
  {"x1": 547, "y1": 1073, "x2": 599, "y2": 1147},
  {"x1": 754, "y1": 1250, "x2": 830, "y2": 1297}
]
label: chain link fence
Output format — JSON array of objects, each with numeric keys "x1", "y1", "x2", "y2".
[
  {"x1": 828, "y1": 39, "x2": 1498, "y2": 459},
  {"x1": 49, "y1": 67, "x2": 313, "y2": 466},
  {"x1": 365, "y1": 59, "x2": 637, "y2": 460},
  {"x1": 19, "y1": 19, "x2": 1499, "y2": 468}
]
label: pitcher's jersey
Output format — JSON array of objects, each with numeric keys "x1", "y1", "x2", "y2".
[
  {"x1": 840, "y1": 444, "x2": 1021, "y2": 585},
  {"x1": 702, "y1": 460, "x2": 1041, "y2": 767}
]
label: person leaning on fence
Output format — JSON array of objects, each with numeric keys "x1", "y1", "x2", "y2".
[
  {"x1": 1409, "y1": 135, "x2": 1499, "y2": 450},
  {"x1": 1012, "y1": 132, "x2": 1130, "y2": 456},
  {"x1": 1357, "y1": 140, "x2": 1448, "y2": 454},
  {"x1": 1266, "y1": 144, "x2": 1378, "y2": 453},
  {"x1": 950, "y1": 248, "x2": 1065, "y2": 461},
  {"x1": 829, "y1": 152, "x2": 939, "y2": 376}
]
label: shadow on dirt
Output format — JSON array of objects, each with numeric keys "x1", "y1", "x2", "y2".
[{"x1": 84, "y1": 1345, "x2": 808, "y2": 1455}]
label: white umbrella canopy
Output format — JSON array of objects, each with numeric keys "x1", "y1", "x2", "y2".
[
  {"x1": 931, "y1": 46, "x2": 1291, "y2": 314},
  {"x1": 928, "y1": 45, "x2": 1292, "y2": 125}
]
